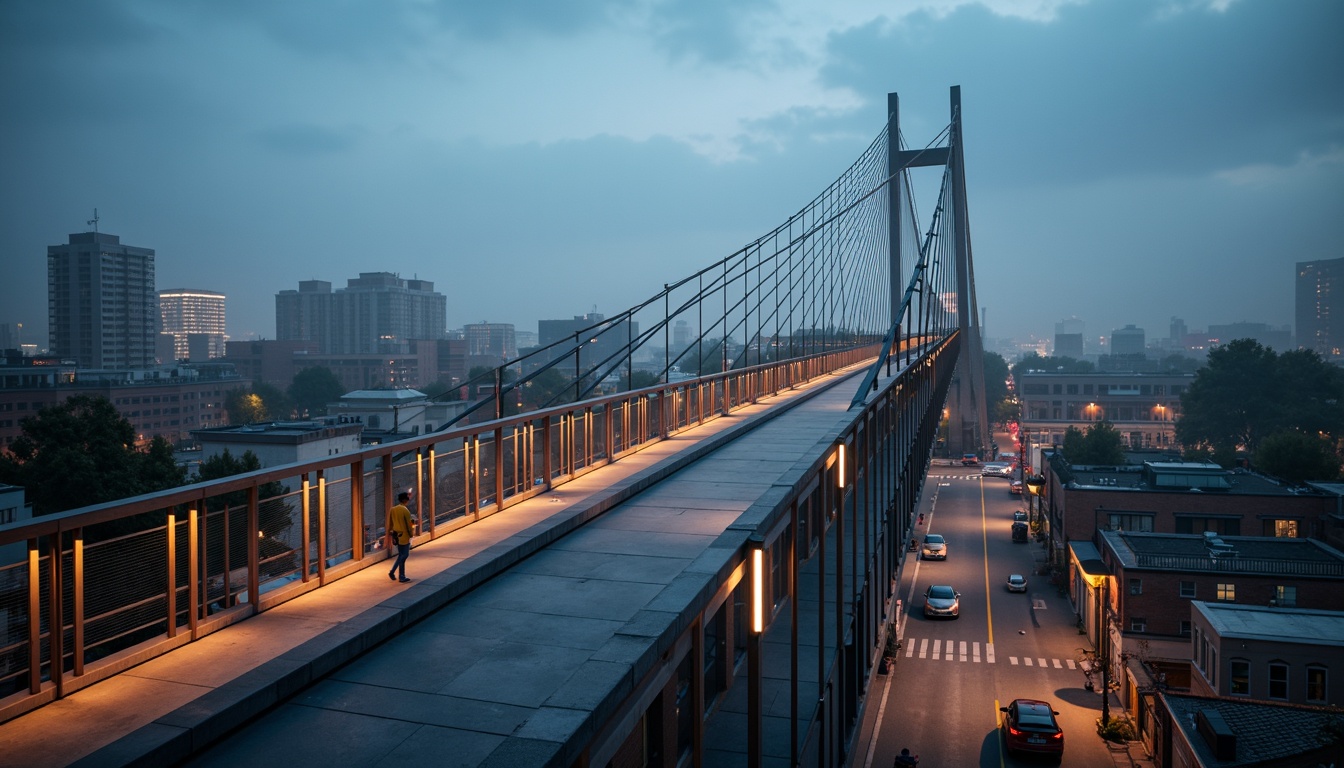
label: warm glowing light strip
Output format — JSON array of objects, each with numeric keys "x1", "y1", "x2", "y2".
[
  {"x1": 837, "y1": 444, "x2": 846, "y2": 488},
  {"x1": 752, "y1": 548, "x2": 764, "y2": 633}
]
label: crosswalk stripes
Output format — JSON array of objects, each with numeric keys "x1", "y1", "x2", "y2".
[{"x1": 903, "y1": 637, "x2": 1076, "y2": 669}]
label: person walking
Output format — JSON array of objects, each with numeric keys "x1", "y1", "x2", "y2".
[{"x1": 387, "y1": 491, "x2": 413, "y2": 583}]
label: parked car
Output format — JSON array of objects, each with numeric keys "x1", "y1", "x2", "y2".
[
  {"x1": 1000, "y1": 699, "x2": 1064, "y2": 760},
  {"x1": 960, "y1": 453, "x2": 979, "y2": 466},
  {"x1": 923, "y1": 584, "x2": 961, "y2": 618},
  {"x1": 1011, "y1": 522, "x2": 1029, "y2": 542},
  {"x1": 1006, "y1": 574, "x2": 1028, "y2": 592},
  {"x1": 921, "y1": 533, "x2": 947, "y2": 560},
  {"x1": 1009, "y1": 480, "x2": 1023, "y2": 495}
]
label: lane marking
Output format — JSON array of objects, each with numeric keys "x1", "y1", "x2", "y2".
[{"x1": 986, "y1": 643, "x2": 995, "y2": 664}]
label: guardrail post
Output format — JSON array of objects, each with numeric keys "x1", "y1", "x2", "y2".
[
  {"x1": 426, "y1": 446, "x2": 437, "y2": 535},
  {"x1": 301, "y1": 477, "x2": 311, "y2": 583},
  {"x1": 72, "y1": 527, "x2": 84, "y2": 678},
  {"x1": 317, "y1": 470, "x2": 327, "y2": 583},
  {"x1": 351, "y1": 459, "x2": 365, "y2": 559},
  {"x1": 48, "y1": 531, "x2": 62, "y2": 698},
  {"x1": 188, "y1": 503, "x2": 200, "y2": 635},
  {"x1": 166, "y1": 511, "x2": 177, "y2": 638},
  {"x1": 26, "y1": 538, "x2": 40, "y2": 694}
]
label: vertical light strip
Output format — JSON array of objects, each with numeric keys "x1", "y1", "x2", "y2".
[
  {"x1": 837, "y1": 444, "x2": 846, "y2": 488},
  {"x1": 751, "y1": 547, "x2": 765, "y2": 634}
]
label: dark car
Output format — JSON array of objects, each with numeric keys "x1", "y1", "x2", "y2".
[
  {"x1": 1009, "y1": 480, "x2": 1023, "y2": 495},
  {"x1": 960, "y1": 453, "x2": 979, "y2": 466},
  {"x1": 1012, "y1": 522, "x2": 1029, "y2": 542},
  {"x1": 1000, "y1": 698, "x2": 1064, "y2": 760},
  {"x1": 1013, "y1": 510, "x2": 1028, "y2": 523}
]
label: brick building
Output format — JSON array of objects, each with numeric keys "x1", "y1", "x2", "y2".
[{"x1": 1190, "y1": 602, "x2": 1344, "y2": 707}]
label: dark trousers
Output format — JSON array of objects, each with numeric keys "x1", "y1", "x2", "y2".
[{"x1": 390, "y1": 542, "x2": 410, "y2": 579}]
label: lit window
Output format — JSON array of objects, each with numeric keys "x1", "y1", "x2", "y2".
[
  {"x1": 1307, "y1": 667, "x2": 1327, "y2": 702},
  {"x1": 1216, "y1": 583, "x2": 1235, "y2": 601}
]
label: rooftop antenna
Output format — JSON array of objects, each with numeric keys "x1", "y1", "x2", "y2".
[{"x1": 88, "y1": 208, "x2": 99, "y2": 234}]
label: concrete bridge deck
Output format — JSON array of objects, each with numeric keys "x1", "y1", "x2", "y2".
[{"x1": 0, "y1": 363, "x2": 879, "y2": 767}]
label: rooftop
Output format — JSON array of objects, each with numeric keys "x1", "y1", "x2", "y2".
[
  {"x1": 1163, "y1": 692, "x2": 1344, "y2": 767},
  {"x1": 1051, "y1": 455, "x2": 1318, "y2": 497},
  {"x1": 1193, "y1": 602, "x2": 1344, "y2": 647},
  {"x1": 1101, "y1": 530, "x2": 1344, "y2": 578}
]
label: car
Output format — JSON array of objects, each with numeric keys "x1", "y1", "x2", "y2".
[
  {"x1": 1006, "y1": 574, "x2": 1028, "y2": 592},
  {"x1": 981, "y1": 461, "x2": 1014, "y2": 478},
  {"x1": 960, "y1": 453, "x2": 979, "y2": 466},
  {"x1": 923, "y1": 584, "x2": 960, "y2": 618},
  {"x1": 1000, "y1": 698, "x2": 1064, "y2": 760},
  {"x1": 1012, "y1": 510, "x2": 1028, "y2": 523},
  {"x1": 1009, "y1": 480, "x2": 1023, "y2": 495},
  {"x1": 920, "y1": 533, "x2": 947, "y2": 560},
  {"x1": 1012, "y1": 522, "x2": 1029, "y2": 542}
]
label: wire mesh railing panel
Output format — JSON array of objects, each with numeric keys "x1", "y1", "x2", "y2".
[
  {"x1": 256, "y1": 486, "x2": 302, "y2": 595},
  {"x1": 0, "y1": 558, "x2": 29, "y2": 697},
  {"x1": 323, "y1": 476, "x2": 355, "y2": 567},
  {"x1": 361, "y1": 466, "x2": 387, "y2": 556},
  {"x1": 81, "y1": 522, "x2": 172, "y2": 663},
  {"x1": 432, "y1": 440, "x2": 468, "y2": 527}
]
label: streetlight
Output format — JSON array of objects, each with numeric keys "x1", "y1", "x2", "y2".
[
  {"x1": 1025, "y1": 473, "x2": 1045, "y2": 530},
  {"x1": 1080, "y1": 563, "x2": 1113, "y2": 726}
]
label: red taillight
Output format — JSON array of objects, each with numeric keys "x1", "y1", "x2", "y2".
[
  {"x1": 1052, "y1": 732, "x2": 1063, "y2": 740},
  {"x1": 1007, "y1": 726, "x2": 1022, "y2": 736}
]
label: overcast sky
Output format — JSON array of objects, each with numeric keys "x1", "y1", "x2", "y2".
[{"x1": 3, "y1": 0, "x2": 1341, "y2": 351}]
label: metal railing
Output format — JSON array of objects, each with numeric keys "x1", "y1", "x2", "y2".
[{"x1": 0, "y1": 344, "x2": 877, "y2": 723}]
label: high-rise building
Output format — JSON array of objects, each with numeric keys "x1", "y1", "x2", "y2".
[
  {"x1": 463, "y1": 322, "x2": 517, "y2": 362},
  {"x1": 1053, "y1": 317, "x2": 1084, "y2": 359},
  {"x1": 1110, "y1": 324, "x2": 1146, "y2": 357},
  {"x1": 1297, "y1": 257, "x2": 1344, "y2": 359},
  {"x1": 159, "y1": 289, "x2": 227, "y2": 362},
  {"x1": 48, "y1": 231, "x2": 157, "y2": 369},
  {"x1": 275, "y1": 272, "x2": 446, "y2": 355},
  {"x1": 539, "y1": 312, "x2": 638, "y2": 373}
]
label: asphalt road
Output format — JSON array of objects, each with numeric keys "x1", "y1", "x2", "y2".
[{"x1": 864, "y1": 465, "x2": 1116, "y2": 768}]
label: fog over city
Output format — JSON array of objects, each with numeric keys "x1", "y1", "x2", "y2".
[{"x1": 2, "y1": 0, "x2": 1341, "y2": 346}]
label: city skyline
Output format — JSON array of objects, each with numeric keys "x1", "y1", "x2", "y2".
[{"x1": 2, "y1": 1, "x2": 1340, "y2": 346}]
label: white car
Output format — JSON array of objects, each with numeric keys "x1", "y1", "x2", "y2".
[
  {"x1": 921, "y1": 534, "x2": 947, "y2": 560},
  {"x1": 981, "y1": 461, "x2": 1016, "y2": 478},
  {"x1": 1006, "y1": 574, "x2": 1028, "y2": 592}
]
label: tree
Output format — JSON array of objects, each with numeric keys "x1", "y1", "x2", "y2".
[
  {"x1": 1177, "y1": 339, "x2": 1344, "y2": 461},
  {"x1": 288, "y1": 366, "x2": 345, "y2": 417},
  {"x1": 0, "y1": 395, "x2": 185, "y2": 516},
  {"x1": 193, "y1": 448, "x2": 295, "y2": 579},
  {"x1": 1012, "y1": 353, "x2": 1094, "y2": 380},
  {"x1": 1060, "y1": 421, "x2": 1126, "y2": 465},
  {"x1": 1254, "y1": 431, "x2": 1341, "y2": 485},
  {"x1": 983, "y1": 351, "x2": 1009, "y2": 419},
  {"x1": 622, "y1": 370, "x2": 661, "y2": 391},
  {"x1": 225, "y1": 387, "x2": 268, "y2": 424}
]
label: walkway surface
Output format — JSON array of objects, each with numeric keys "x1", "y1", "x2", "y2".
[{"x1": 0, "y1": 365, "x2": 874, "y2": 768}]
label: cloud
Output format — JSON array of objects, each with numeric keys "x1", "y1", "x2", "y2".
[{"x1": 1215, "y1": 145, "x2": 1344, "y2": 187}]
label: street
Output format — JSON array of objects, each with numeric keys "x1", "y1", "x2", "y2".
[{"x1": 861, "y1": 463, "x2": 1116, "y2": 767}]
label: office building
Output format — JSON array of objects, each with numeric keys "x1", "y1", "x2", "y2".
[
  {"x1": 463, "y1": 321, "x2": 517, "y2": 363},
  {"x1": 1054, "y1": 317, "x2": 1084, "y2": 359},
  {"x1": 159, "y1": 289, "x2": 227, "y2": 362},
  {"x1": 1297, "y1": 257, "x2": 1344, "y2": 359},
  {"x1": 538, "y1": 312, "x2": 638, "y2": 374},
  {"x1": 48, "y1": 231, "x2": 157, "y2": 369},
  {"x1": 1109, "y1": 324, "x2": 1146, "y2": 357},
  {"x1": 275, "y1": 273, "x2": 445, "y2": 355}
]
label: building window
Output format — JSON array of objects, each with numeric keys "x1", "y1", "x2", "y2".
[
  {"x1": 1179, "y1": 581, "x2": 1196, "y2": 598},
  {"x1": 1230, "y1": 660, "x2": 1250, "y2": 695},
  {"x1": 1130, "y1": 617, "x2": 1146, "y2": 632},
  {"x1": 1275, "y1": 586, "x2": 1297, "y2": 607},
  {"x1": 1109, "y1": 513, "x2": 1154, "y2": 532},
  {"x1": 1129, "y1": 578, "x2": 1142, "y2": 595},
  {"x1": 1179, "y1": 620, "x2": 1192, "y2": 637},
  {"x1": 1216, "y1": 583, "x2": 1235, "y2": 601},
  {"x1": 1269, "y1": 663, "x2": 1290, "y2": 699},
  {"x1": 1307, "y1": 667, "x2": 1327, "y2": 703},
  {"x1": 1268, "y1": 519, "x2": 1300, "y2": 537}
]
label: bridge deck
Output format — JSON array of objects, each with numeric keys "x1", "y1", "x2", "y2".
[{"x1": 1, "y1": 364, "x2": 875, "y2": 767}]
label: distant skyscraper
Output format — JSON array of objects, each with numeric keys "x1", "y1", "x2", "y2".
[
  {"x1": 159, "y1": 289, "x2": 226, "y2": 361},
  {"x1": 1169, "y1": 317, "x2": 1187, "y2": 343},
  {"x1": 275, "y1": 272, "x2": 446, "y2": 355},
  {"x1": 1053, "y1": 317, "x2": 1084, "y2": 359},
  {"x1": 1110, "y1": 324, "x2": 1146, "y2": 357},
  {"x1": 1207, "y1": 322, "x2": 1291, "y2": 352},
  {"x1": 1297, "y1": 257, "x2": 1344, "y2": 358},
  {"x1": 48, "y1": 230, "x2": 157, "y2": 369},
  {"x1": 539, "y1": 312, "x2": 638, "y2": 372},
  {"x1": 463, "y1": 321, "x2": 517, "y2": 361}
]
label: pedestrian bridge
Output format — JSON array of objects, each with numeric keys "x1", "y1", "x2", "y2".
[{"x1": 0, "y1": 88, "x2": 987, "y2": 767}]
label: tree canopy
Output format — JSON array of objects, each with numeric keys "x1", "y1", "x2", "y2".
[
  {"x1": 288, "y1": 366, "x2": 345, "y2": 417},
  {"x1": 1176, "y1": 339, "x2": 1344, "y2": 458},
  {"x1": 1253, "y1": 431, "x2": 1340, "y2": 485},
  {"x1": 1060, "y1": 421, "x2": 1126, "y2": 466},
  {"x1": 1011, "y1": 353, "x2": 1094, "y2": 379},
  {"x1": 0, "y1": 395, "x2": 185, "y2": 516},
  {"x1": 983, "y1": 351, "x2": 1010, "y2": 424}
]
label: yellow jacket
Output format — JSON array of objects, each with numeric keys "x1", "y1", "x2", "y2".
[{"x1": 388, "y1": 503, "x2": 413, "y2": 545}]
